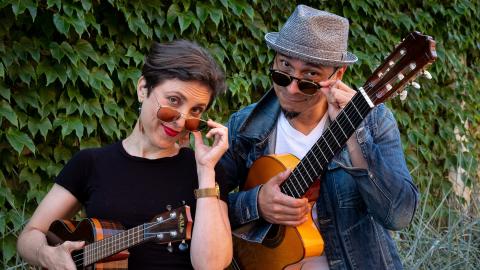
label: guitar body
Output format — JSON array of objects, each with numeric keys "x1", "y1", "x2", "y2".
[
  {"x1": 233, "y1": 154, "x2": 324, "y2": 270},
  {"x1": 46, "y1": 219, "x2": 129, "y2": 270}
]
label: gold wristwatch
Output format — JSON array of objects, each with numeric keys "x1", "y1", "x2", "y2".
[{"x1": 194, "y1": 182, "x2": 220, "y2": 199}]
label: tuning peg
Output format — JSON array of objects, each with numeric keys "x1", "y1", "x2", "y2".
[
  {"x1": 399, "y1": 90, "x2": 408, "y2": 101},
  {"x1": 411, "y1": 82, "x2": 420, "y2": 89},
  {"x1": 178, "y1": 240, "x2": 189, "y2": 251},
  {"x1": 423, "y1": 70, "x2": 432, "y2": 79},
  {"x1": 166, "y1": 204, "x2": 172, "y2": 211},
  {"x1": 167, "y1": 242, "x2": 173, "y2": 253}
]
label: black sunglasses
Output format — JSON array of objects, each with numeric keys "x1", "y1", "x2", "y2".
[{"x1": 269, "y1": 68, "x2": 338, "y2": 96}]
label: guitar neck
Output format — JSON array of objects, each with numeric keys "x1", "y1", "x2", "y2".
[
  {"x1": 280, "y1": 91, "x2": 372, "y2": 198},
  {"x1": 81, "y1": 223, "x2": 149, "y2": 266}
]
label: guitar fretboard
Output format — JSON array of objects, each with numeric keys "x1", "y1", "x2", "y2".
[
  {"x1": 81, "y1": 224, "x2": 147, "y2": 267},
  {"x1": 280, "y1": 92, "x2": 372, "y2": 198}
]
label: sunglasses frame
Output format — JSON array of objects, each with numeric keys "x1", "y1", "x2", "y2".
[{"x1": 269, "y1": 66, "x2": 339, "y2": 96}]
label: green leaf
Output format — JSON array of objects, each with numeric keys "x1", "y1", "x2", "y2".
[
  {"x1": 0, "y1": 62, "x2": 4, "y2": 78},
  {"x1": 6, "y1": 128, "x2": 36, "y2": 154},
  {"x1": 100, "y1": 115, "x2": 118, "y2": 137},
  {"x1": 18, "y1": 62, "x2": 36, "y2": 85},
  {"x1": 2, "y1": 235, "x2": 16, "y2": 262},
  {"x1": 11, "y1": 0, "x2": 32, "y2": 16},
  {"x1": 27, "y1": 117, "x2": 52, "y2": 139},
  {"x1": 0, "y1": 82, "x2": 10, "y2": 101},
  {"x1": 0, "y1": 100, "x2": 18, "y2": 126},
  {"x1": 81, "y1": 0, "x2": 92, "y2": 11},
  {"x1": 54, "y1": 145, "x2": 72, "y2": 163},
  {"x1": 84, "y1": 98, "x2": 103, "y2": 118},
  {"x1": 47, "y1": 0, "x2": 61, "y2": 9},
  {"x1": 82, "y1": 116, "x2": 97, "y2": 135},
  {"x1": 68, "y1": 13, "x2": 88, "y2": 36},
  {"x1": 50, "y1": 42, "x2": 65, "y2": 62},
  {"x1": 209, "y1": 8, "x2": 223, "y2": 26},
  {"x1": 125, "y1": 46, "x2": 144, "y2": 67},
  {"x1": 37, "y1": 61, "x2": 58, "y2": 86},
  {"x1": 178, "y1": 11, "x2": 195, "y2": 33},
  {"x1": 19, "y1": 167, "x2": 41, "y2": 188},
  {"x1": 89, "y1": 67, "x2": 113, "y2": 90},
  {"x1": 196, "y1": 3, "x2": 208, "y2": 23},
  {"x1": 80, "y1": 137, "x2": 101, "y2": 149},
  {"x1": 53, "y1": 13, "x2": 70, "y2": 35},
  {"x1": 166, "y1": 3, "x2": 180, "y2": 25},
  {"x1": 27, "y1": 3, "x2": 37, "y2": 22},
  {"x1": 104, "y1": 98, "x2": 118, "y2": 117},
  {"x1": 76, "y1": 39, "x2": 98, "y2": 63}
]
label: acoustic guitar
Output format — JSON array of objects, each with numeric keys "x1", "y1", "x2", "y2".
[
  {"x1": 31, "y1": 205, "x2": 192, "y2": 270},
  {"x1": 232, "y1": 31, "x2": 437, "y2": 270}
]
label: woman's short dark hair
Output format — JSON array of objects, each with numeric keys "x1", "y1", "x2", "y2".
[{"x1": 142, "y1": 40, "x2": 226, "y2": 109}]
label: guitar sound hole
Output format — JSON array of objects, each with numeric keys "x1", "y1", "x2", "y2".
[{"x1": 262, "y1": 224, "x2": 285, "y2": 248}]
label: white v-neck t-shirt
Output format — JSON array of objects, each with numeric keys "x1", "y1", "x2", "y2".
[
  {"x1": 275, "y1": 112, "x2": 328, "y2": 158},
  {"x1": 274, "y1": 112, "x2": 330, "y2": 270}
]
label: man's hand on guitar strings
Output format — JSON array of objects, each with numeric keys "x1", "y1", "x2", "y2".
[{"x1": 258, "y1": 169, "x2": 310, "y2": 226}]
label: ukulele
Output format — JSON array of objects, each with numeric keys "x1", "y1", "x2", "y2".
[
  {"x1": 31, "y1": 205, "x2": 192, "y2": 270},
  {"x1": 232, "y1": 31, "x2": 437, "y2": 270}
]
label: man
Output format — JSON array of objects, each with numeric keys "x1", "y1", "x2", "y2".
[{"x1": 221, "y1": 4, "x2": 418, "y2": 270}]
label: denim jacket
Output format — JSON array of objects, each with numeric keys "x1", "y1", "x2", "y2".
[{"x1": 220, "y1": 89, "x2": 418, "y2": 270}]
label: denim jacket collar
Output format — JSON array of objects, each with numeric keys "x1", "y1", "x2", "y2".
[{"x1": 238, "y1": 88, "x2": 281, "y2": 142}]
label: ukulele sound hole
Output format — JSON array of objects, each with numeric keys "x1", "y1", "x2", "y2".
[{"x1": 262, "y1": 224, "x2": 285, "y2": 248}]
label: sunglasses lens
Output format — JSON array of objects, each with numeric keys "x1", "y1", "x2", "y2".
[
  {"x1": 185, "y1": 119, "x2": 208, "y2": 132},
  {"x1": 297, "y1": 81, "x2": 320, "y2": 95},
  {"x1": 271, "y1": 71, "x2": 292, "y2": 87},
  {"x1": 157, "y1": 107, "x2": 180, "y2": 122}
]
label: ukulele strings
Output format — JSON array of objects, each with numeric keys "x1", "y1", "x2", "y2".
[{"x1": 71, "y1": 214, "x2": 180, "y2": 266}]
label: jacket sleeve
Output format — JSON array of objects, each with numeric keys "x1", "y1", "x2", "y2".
[
  {"x1": 220, "y1": 113, "x2": 262, "y2": 229},
  {"x1": 353, "y1": 104, "x2": 419, "y2": 230}
]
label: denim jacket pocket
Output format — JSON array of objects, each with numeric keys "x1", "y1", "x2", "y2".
[
  {"x1": 331, "y1": 168, "x2": 365, "y2": 209},
  {"x1": 342, "y1": 215, "x2": 395, "y2": 270}
]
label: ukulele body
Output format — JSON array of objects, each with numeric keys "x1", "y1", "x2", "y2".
[{"x1": 46, "y1": 218, "x2": 129, "y2": 270}]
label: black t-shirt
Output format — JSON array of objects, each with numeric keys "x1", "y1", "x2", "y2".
[{"x1": 56, "y1": 141, "x2": 228, "y2": 269}]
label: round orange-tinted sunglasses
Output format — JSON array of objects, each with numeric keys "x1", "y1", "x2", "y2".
[{"x1": 152, "y1": 92, "x2": 208, "y2": 132}]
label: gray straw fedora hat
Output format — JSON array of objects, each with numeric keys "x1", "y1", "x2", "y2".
[{"x1": 265, "y1": 5, "x2": 358, "y2": 67}]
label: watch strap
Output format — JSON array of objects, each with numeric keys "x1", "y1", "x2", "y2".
[{"x1": 194, "y1": 182, "x2": 220, "y2": 199}]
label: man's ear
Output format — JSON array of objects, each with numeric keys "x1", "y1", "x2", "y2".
[{"x1": 335, "y1": 65, "x2": 348, "y2": 80}]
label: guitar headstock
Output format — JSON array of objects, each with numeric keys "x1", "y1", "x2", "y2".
[
  {"x1": 365, "y1": 31, "x2": 437, "y2": 105},
  {"x1": 145, "y1": 205, "x2": 192, "y2": 244}
]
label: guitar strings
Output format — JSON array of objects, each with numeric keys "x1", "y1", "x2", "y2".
[
  {"x1": 282, "y1": 82, "x2": 382, "y2": 197},
  {"x1": 70, "y1": 214, "x2": 180, "y2": 266},
  {"x1": 282, "y1": 93, "x2": 370, "y2": 195}
]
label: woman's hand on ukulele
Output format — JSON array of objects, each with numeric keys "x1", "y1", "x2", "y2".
[
  {"x1": 39, "y1": 241, "x2": 84, "y2": 270},
  {"x1": 258, "y1": 170, "x2": 310, "y2": 226}
]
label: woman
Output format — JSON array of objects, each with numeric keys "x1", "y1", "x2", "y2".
[{"x1": 17, "y1": 40, "x2": 232, "y2": 270}]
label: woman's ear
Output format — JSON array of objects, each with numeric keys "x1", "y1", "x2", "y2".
[{"x1": 137, "y1": 76, "x2": 147, "y2": 102}]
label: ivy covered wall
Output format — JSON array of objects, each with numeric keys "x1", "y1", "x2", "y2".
[{"x1": 1, "y1": 0, "x2": 479, "y2": 267}]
